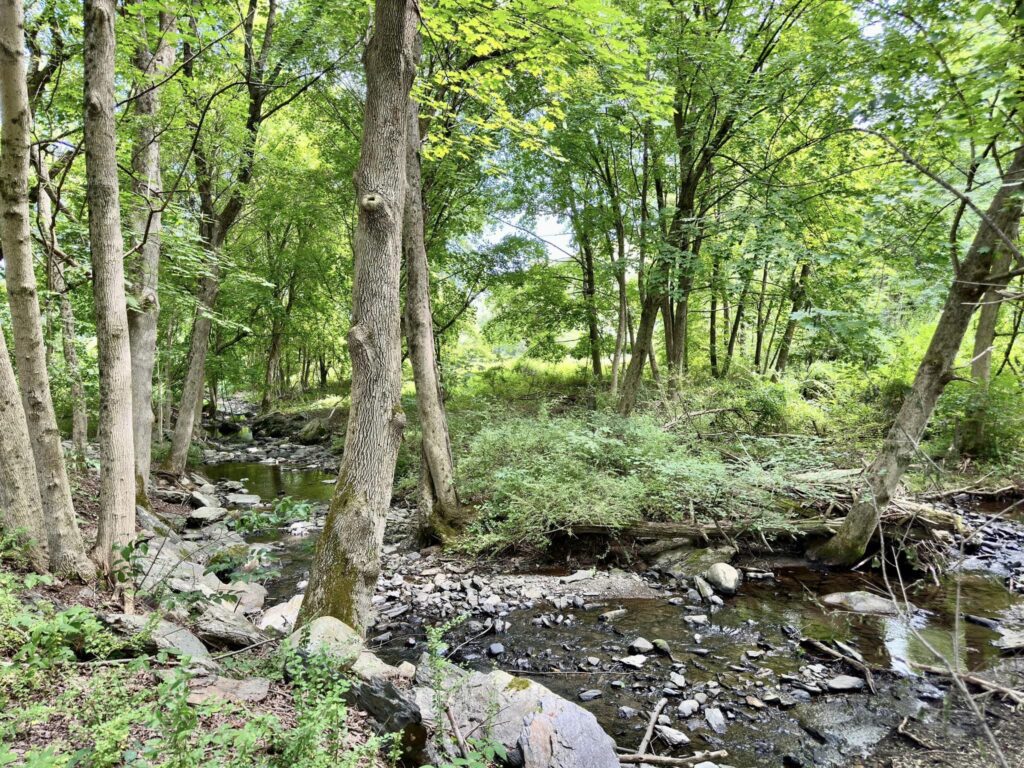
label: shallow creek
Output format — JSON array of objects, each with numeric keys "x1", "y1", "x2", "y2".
[{"x1": 202, "y1": 461, "x2": 1024, "y2": 766}]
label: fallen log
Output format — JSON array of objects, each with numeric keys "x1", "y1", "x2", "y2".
[{"x1": 619, "y1": 750, "x2": 729, "y2": 766}]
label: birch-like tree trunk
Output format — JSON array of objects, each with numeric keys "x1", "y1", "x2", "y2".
[
  {"x1": 0, "y1": 328, "x2": 48, "y2": 572},
  {"x1": 128, "y1": 11, "x2": 176, "y2": 503},
  {"x1": 404, "y1": 90, "x2": 461, "y2": 540},
  {"x1": 83, "y1": 0, "x2": 137, "y2": 576},
  {"x1": 298, "y1": 0, "x2": 416, "y2": 634},
  {"x1": 0, "y1": 0, "x2": 93, "y2": 580},
  {"x1": 816, "y1": 147, "x2": 1024, "y2": 565}
]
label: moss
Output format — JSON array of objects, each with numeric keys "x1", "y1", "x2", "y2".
[{"x1": 505, "y1": 677, "x2": 531, "y2": 692}]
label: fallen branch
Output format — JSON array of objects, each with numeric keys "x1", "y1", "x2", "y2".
[
  {"x1": 445, "y1": 705, "x2": 470, "y2": 758},
  {"x1": 911, "y1": 662, "x2": 1024, "y2": 707},
  {"x1": 619, "y1": 750, "x2": 729, "y2": 766},
  {"x1": 637, "y1": 697, "x2": 668, "y2": 754},
  {"x1": 800, "y1": 638, "x2": 877, "y2": 694}
]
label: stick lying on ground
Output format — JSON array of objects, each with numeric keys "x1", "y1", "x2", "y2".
[
  {"x1": 619, "y1": 750, "x2": 729, "y2": 765},
  {"x1": 910, "y1": 662, "x2": 1024, "y2": 707}
]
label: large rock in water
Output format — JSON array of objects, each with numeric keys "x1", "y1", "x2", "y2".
[
  {"x1": 653, "y1": 545, "x2": 737, "y2": 579},
  {"x1": 822, "y1": 591, "x2": 905, "y2": 616},
  {"x1": 704, "y1": 562, "x2": 741, "y2": 595},
  {"x1": 415, "y1": 658, "x2": 619, "y2": 768}
]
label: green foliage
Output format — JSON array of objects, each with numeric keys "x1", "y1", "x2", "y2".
[{"x1": 231, "y1": 496, "x2": 314, "y2": 535}]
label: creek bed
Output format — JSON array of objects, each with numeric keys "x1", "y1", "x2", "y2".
[{"x1": 202, "y1": 460, "x2": 1024, "y2": 766}]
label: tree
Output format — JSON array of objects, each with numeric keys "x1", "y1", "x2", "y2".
[
  {"x1": 298, "y1": 0, "x2": 416, "y2": 633},
  {"x1": 817, "y1": 146, "x2": 1024, "y2": 565},
  {"x1": 83, "y1": 0, "x2": 136, "y2": 576},
  {"x1": 128, "y1": 10, "x2": 176, "y2": 501},
  {"x1": 0, "y1": 0, "x2": 93, "y2": 580}
]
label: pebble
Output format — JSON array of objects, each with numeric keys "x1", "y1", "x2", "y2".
[
  {"x1": 678, "y1": 699, "x2": 699, "y2": 717},
  {"x1": 704, "y1": 706, "x2": 727, "y2": 733},
  {"x1": 579, "y1": 689, "x2": 603, "y2": 701},
  {"x1": 655, "y1": 725, "x2": 690, "y2": 747},
  {"x1": 826, "y1": 674, "x2": 865, "y2": 692},
  {"x1": 487, "y1": 643, "x2": 505, "y2": 657},
  {"x1": 619, "y1": 654, "x2": 648, "y2": 669}
]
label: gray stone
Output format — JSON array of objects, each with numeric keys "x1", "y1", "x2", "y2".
[
  {"x1": 219, "y1": 581, "x2": 267, "y2": 614},
  {"x1": 678, "y1": 699, "x2": 699, "y2": 717},
  {"x1": 704, "y1": 563, "x2": 741, "y2": 595},
  {"x1": 653, "y1": 545, "x2": 736, "y2": 579},
  {"x1": 187, "y1": 507, "x2": 228, "y2": 527},
  {"x1": 693, "y1": 575, "x2": 715, "y2": 601},
  {"x1": 619, "y1": 654, "x2": 647, "y2": 669},
  {"x1": 258, "y1": 594, "x2": 303, "y2": 633},
  {"x1": 189, "y1": 490, "x2": 218, "y2": 509},
  {"x1": 826, "y1": 674, "x2": 865, "y2": 692},
  {"x1": 488, "y1": 643, "x2": 506, "y2": 657},
  {"x1": 286, "y1": 615, "x2": 362, "y2": 663},
  {"x1": 994, "y1": 629, "x2": 1024, "y2": 651},
  {"x1": 187, "y1": 676, "x2": 270, "y2": 704},
  {"x1": 196, "y1": 603, "x2": 266, "y2": 649},
  {"x1": 225, "y1": 493, "x2": 261, "y2": 508},
  {"x1": 104, "y1": 613, "x2": 209, "y2": 658},
  {"x1": 822, "y1": 591, "x2": 904, "y2": 616},
  {"x1": 669, "y1": 671, "x2": 687, "y2": 688},
  {"x1": 579, "y1": 689, "x2": 602, "y2": 701},
  {"x1": 655, "y1": 725, "x2": 690, "y2": 747},
  {"x1": 629, "y1": 637, "x2": 654, "y2": 653},
  {"x1": 705, "y1": 706, "x2": 727, "y2": 733}
]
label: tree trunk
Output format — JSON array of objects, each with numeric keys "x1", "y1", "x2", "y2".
[
  {"x1": 957, "y1": 221, "x2": 1017, "y2": 456},
  {"x1": 128, "y1": 11, "x2": 176, "y2": 505},
  {"x1": 35, "y1": 157, "x2": 89, "y2": 461},
  {"x1": 0, "y1": 328, "x2": 48, "y2": 572},
  {"x1": 403, "y1": 88, "x2": 461, "y2": 540},
  {"x1": 166, "y1": 270, "x2": 218, "y2": 474},
  {"x1": 0, "y1": 0, "x2": 94, "y2": 581},
  {"x1": 581, "y1": 236, "x2": 603, "y2": 378},
  {"x1": 262, "y1": 316, "x2": 284, "y2": 411},
  {"x1": 298, "y1": 0, "x2": 415, "y2": 634},
  {"x1": 84, "y1": 0, "x2": 137, "y2": 577},
  {"x1": 774, "y1": 262, "x2": 810, "y2": 378},
  {"x1": 753, "y1": 260, "x2": 769, "y2": 370},
  {"x1": 816, "y1": 148, "x2": 1024, "y2": 565},
  {"x1": 618, "y1": 292, "x2": 660, "y2": 415},
  {"x1": 709, "y1": 252, "x2": 720, "y2": 378}
]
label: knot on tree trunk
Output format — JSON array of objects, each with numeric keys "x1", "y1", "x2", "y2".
[{"x1": 359, "y1": 193, "x2": 383, "y2": 212}]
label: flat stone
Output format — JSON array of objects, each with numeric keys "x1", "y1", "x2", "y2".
[
  {"x1": 488, "y1": 643, "x2": 506, "y2": 657},
  {"x1": 619, "y1": 654, "x2": 648, "y2": 669},
  {"x1": 286, "y1": 615, "x2": 362, "y2": 664},
  {"x1": 219, "y1": 581, "x2": 267, "y2": 614},
  {"x1": 186, "y1": 507, "x2": 228, "y2": 527},
  {"x1": 579, "y1": 689, "x2": 602, "y2": 701},
  {"x1": 704, "y1": 706, "x2": 727, "y2": 733},
  {"x1": 655, "y1": 725, "x2": 690, "y2": 747},
  {"x1": 187, "y1": 676, "x2": 270, "y2": 704},
  {"x1": 196, "y1": 603, "x2": 266, "y2": 649},
  {"x1": 225, "y1": 493, "x2": 261, "y2": 508},
  {"x1": 994, "y1": 629, "x2": 1024, "y2": 651},
  {"x1": 669, "y1": 671, "x2": 687, "y2": 688},
  {"x1": 189, "y1": 490, "x2": 218, "y2": 509},
  {"x1": 822, "y1": 591, "x2": 903, "y2": 616},
  {"x1": 258, "y1": 594, "x2": 303, "y2": 633},
  {"x1": 693, "y1": 575, "x2": 715, "y2": 601},
  {"x1": 104, "y1": 613, "x2": 209, "y2": 658},
  {"x1": 826, "y1": 674, "x2": 866, "y2": 692},
  {"x1": 653, "y1": 545, "x2": 736, "y2": 579},
  {"x1": 561, "y1": 568, "x2": 595, "y2": 584},
  {"x1": 678, "y1": 699, "x2": 699, "y2": 717}
]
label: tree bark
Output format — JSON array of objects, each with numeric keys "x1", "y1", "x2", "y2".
[
  {"x1": 816, "y1": 147, "x2": 1024, "y2": 565},
  {"x1": 84, "y1": 0, "x2": 137, "y2": 577},
  {"x1": 0, "y1": 0, "x2": 94, "y2": 581},
  {"x1": 35, "y1": 156, "x2": 89, "y2": 461},
  {"x1": 581, "y1": 235, "x2": 603, "y2": 378},
  {"x1": 298, "y1": 0, "x2": 416, "y2": 634},
  {"x1": 0, "y1": 327, "x2": 48, "y2": 572},
  {"x1": 774, "y1": 262, "x2": 810, "y2": 378},
  {"x1": 404, "y1": 88, "x2": 462, "y2": 540},
  {"x1": 618, "y1": 292, "x2": 660, "y2": 415},
  {"x1": 128, "y1": 11, "x2": 176, "y2": 504}
]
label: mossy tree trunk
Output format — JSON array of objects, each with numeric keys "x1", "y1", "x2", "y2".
[
  {"x1": 298, "y1": 0, "x2": 417, "y2": 634},
  {"x1": 816, "y1": 147, "x2": 1024, "y2": 566}
]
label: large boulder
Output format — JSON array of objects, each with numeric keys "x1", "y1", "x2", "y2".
[
  {"x1": 252, "y1": 411, "x2": 300, "y2": 438},
  {"x1": 415, "y1": 657, "x2": 619, "y2": 768},
  {"x1": 134, "y1": 540, "x2": 223, "y2": 595},
  {"x1": 219, "y1": 581, "x2": 267, "y2": 614},
  {"x1": 822, "y1": 591, "x2": 904, "y2": 616},
  {"x1": 704, "y1": 562, "x2": 741, "y2": 595},
  {"x1": 296, "y1": 418, "x2": 329, "y2": 445},
  {"x1": 285, "y1": 615, "x2": 363, "y2": 663},
  {"x1": 258, "y1": 594, "x2": 304, "y2": 633}
]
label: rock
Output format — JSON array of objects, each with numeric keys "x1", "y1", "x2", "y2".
[
  {"x1": 703, "y1": 563, "x2": 741, "y2": 595},
  {"x1": 225, "y1": 493, "x2": 261, "y2": 509},
  {"x1": 417, "y1": 660, "x2": 619, "y2": 768},
  {"x1": 187, "y1": 676, "x2": 270, "y2": 704},
  {"x1": 652, "y1": 638, "x2": 673, "y2": 657},
  {"x1": 134, "y1": 544, "x2": 222, "y2": 595},
  {"x1": 488, "y1": 643, "x2": 506, "y2": 657},
  {"x1": 104, "y1": 613, "x2": 209, "y2": 658},
  {"x1": 219, "y1": 581, "x2": 267, "y2": 614},
  {"x1": 258, "y1": 594, "x2": 303, "y2": 633},
  {"x1": 683, "y1": 614, "x2": 709, "y2": 625},
  {"x1": 629, "y1": 637, "x2": 654, "y2": 653},
  {"x1": 189, "y1": 490, "x2": 218, "y2": 509},
  {"x1": 994, "y1": 629, "x2": 1024, "y2": 651},
  {"x1": 297, "y1": 417, "x2": 330, "y2": 445},
  {"x1": 653, "y1": 545, "x2": 736, "y2": 579},
  {"x1": 252, "y1": 411, "x2": 299, "y2": 438},
  {"x1": 678, "y1": 699, "x2": 699, "y2": 717},
  {"x1": 704, "y1": 707, "x2": 727, "y2": 734},
  {"x1": 600, "y1": 608, "x2": 628, "y2": 622},
  {"x1": 669, "y1": 671, "x2": 687, "y2": 688},
  {"x1": 694, "y1": 762, "x2": 720, "y2": 768},
  {"x1": 822, "y1": 591, "x2": 903, "y2": 616},
  {"x1": 619, "y1": 654, "x2": 647, "y2": 669},
  {"x1": 186, "y1": 506, "x2": 228, "y2": 527},
  {"x1": 745, "y1": 695, "x2": 766, "y2": 709},
  {"x1": 196, "y1": 603, "x2": 266, "y2": 649},
  {"x1": 396, "y1": 661, "x2": 416, "y2": 680},
  {"x1": 693, "y1": 575, "x2": 716, "y2": 601},
  {"x1": 746, "y1": 649, "x2": 764, "y2": 659},
  {"x1": 618, "y1": 706, "x2": 639, "y2": 718},
  {"x1": 579, "y1": 689, "x2": 602, "y2": 701},
  {"x1": 561, "y1": 568, "x2": 595, "y2": 584},
  {"x1": 286, "y1": 615, "x2": 363, "y2": 664},
  {"x1": 136, "y1": 507, "x2": 179, "y2": 539},
  {"x1": 655, "y1": 725, "x2": 690, "y2": 747},
  {"x1": 826, "y1": 674, "x2": 865, "y2": 692}
]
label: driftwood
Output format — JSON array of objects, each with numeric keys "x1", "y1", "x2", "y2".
[
  {"x1": 910, "y1": 662, "x2": 1024, "y2": 706},
  {"x1": 619, "y1": 750, "x2": 729, "y2": 766},
  {"x1": 637, "y1": 697, "x2": 668, "y2": 754},
  {"x1": 801, "y1": 637, "x2": 876, "y2": 694}
]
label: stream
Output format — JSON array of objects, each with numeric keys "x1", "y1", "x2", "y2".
[{"x1": 201, "y1": 460, "x2": 1024, "y2": 766}]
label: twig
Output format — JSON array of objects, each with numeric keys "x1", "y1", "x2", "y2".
[
  {"x1": 897, "y1": 716, "x2": 937, "y2": 750},
  {"x1": 800, "y1": 638, "x2": 877, "y2": 694},
  {"x1": 637, "y1": 697, "x2": 668, "y2": 754},
  {"x1": 445, "y1": 705, "x2": 470, "y2": 758},
  {"x1": 910, "y1": 663, "x2": 1024, "y2": 707}
]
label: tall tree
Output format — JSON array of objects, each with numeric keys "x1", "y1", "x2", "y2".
[
  {"x1": 0, "y1": 0, "x2": 93, "y2": 580},
  {"x1": 128, "y1": 10, "x2": 176, "y2": 501},
  {"x1": 298, "y1": 0, "x2": 416, "y2": 633},
  {"x1": 83, "y1": 0, "x2": 137, "y2": 575}
]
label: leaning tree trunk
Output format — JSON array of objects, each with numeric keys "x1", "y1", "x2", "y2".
[
  {"x1": 166, "y1": 270, "x2": 218, "y2": 474},
  {"x1": 816, "y1": 148, "x2": 1024, "y2": 566},
  {"x1": 618, "y1": 291, "x2": 660, "y2": 415},
  {"x1": 774, "y1": 262, "x2": 810, "y2": 379},
  {"x1": 298, "y1": 0, "x2": 416, "y2": 634},
  {"x1": 956, "y1": 219, "x2": 1018, "y2": 456},
  {"x1": 128, "y1": 12, "x2": 176, "y2": 504},
  {"x1": 0, "y1": 0, "x2": 94, "y2": 581},
  {"x1": 0, "y1": 328, "x2": 48, "y2": 573},
  {"x1": 83, "y1": 0, "x2": 137, "y2": 576},
  {"x1": 403, "y1": 89, "x2": 462, "y2": 540}
]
